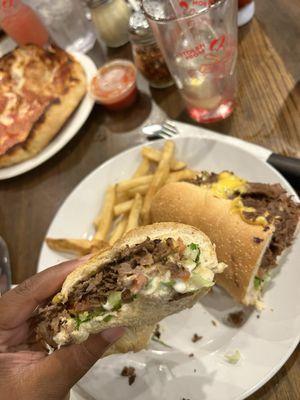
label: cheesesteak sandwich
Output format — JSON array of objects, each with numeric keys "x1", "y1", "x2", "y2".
[
  {"x1": 36, "y1": 223, "x2": 225, "y2": 353},
  {"x1": 151, "y1": 172, "x2": 299, "y2": 308}
]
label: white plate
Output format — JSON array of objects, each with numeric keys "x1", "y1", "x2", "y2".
[
  {"x1": 0, "y1": 52, "x2": 97, "y2": 180},
  {"x1": 38, "y1": 135, "x2": 300, "y2": 400}
]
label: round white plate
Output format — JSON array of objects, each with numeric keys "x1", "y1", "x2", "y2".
[
  {"x1": 0, "y1": 52, "x2": 97, "y2": 180},
  {"x1": 38, "y1": 135, "x2": 300, "y2": 400}
]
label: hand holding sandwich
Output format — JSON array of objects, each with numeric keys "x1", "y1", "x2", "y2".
[{"x1": 0, "y1": 258, "x2": 124, "y2": 400}]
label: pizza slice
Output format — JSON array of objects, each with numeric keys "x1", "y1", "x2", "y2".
[{"x1": 0, "y1": 44, "x2": 87, "y2": 168}]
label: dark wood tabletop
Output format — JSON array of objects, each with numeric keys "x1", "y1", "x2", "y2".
[{"x1": 0, "y1": 0, "x2": 299, "y2": 398}]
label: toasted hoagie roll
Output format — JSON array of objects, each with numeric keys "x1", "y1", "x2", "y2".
[{"x1": 36, "y1": 223, "x2": 225, "y2": 353}]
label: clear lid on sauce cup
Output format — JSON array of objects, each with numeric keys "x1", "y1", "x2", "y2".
[{"x1": 90, "y1": 59, "x2": 137, "y2": 108}]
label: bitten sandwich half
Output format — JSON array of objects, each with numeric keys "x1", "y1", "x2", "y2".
[
  {"x1": 36, "y1": 223, "x2": 225, "y2": 353},
  {"x1": 151, "y1": 172, "x2": 299, "y2": 308}
]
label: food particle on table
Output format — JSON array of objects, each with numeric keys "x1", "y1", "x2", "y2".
[
  {"x1": 191, "y1": 334, "x2": 202, "y2": 343},
  {"x1": 188, "y1": 353, "x2": 194, "y2": 358},
  {"x1": 226, "y1": 310, "x2": 246, "y2": 327},
  {"x1": 90, "y1": 59, "x2": 137, "y2": 111},
  {"x1": 121, "y1": 366, "x2": 136, "y2": 386},
  {"x1": 224, "y1": 350, "x2": 241, "y2": 364},
  {"x1": 211, "y1": 320, "x2": 217, "y2": 327}
]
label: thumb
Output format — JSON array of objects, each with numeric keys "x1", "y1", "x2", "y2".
[{"x1": 36, "y1": 327, "x2": 124, "y2": 398}]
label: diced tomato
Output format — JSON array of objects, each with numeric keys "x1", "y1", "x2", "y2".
[
  {"x1": 131, "y1": 274, "x2": 148, "y2": 293},
  {"x1": 174, "y1": 269, "x2": 190, "y2": 282},
  {"x1": 176, "y1": 238, "x2": 186, "y2": 256}
]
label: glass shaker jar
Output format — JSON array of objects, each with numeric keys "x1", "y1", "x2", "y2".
[
  {"x1": 87, "y1": 0, "x2": 131, "y2": 48},
  {"x1": 129, "y1": 11, "x2": 173, "y2": 89}
]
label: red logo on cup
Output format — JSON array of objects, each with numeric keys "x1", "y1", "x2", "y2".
[
  {"x1": 209, "y1": 35, "x2": 226, "y2": 51},
  {"x1": 1, "y1": 0, "x2": 15, "y2": 8},
  {"x1": 179, "y1": 1, "x2": 189, "y2": 9}
]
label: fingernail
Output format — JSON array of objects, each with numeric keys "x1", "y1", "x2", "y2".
[{"x1": 101, "y1": 327, "x2": 125, "y2": 343}]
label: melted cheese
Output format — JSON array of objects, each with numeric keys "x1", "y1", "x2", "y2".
[
  {"x1": 209, "y1": 172, "x2": 269, "y2": 227},
  {"x1": 211, "y1": 171, "x2": 247, "y2": 199},
  {"x1": 0, "y1": 93, "x2": 18, "y2": 126},
  {"x1": 231, "y1": 197, "x2": 268, "y2": 226}
]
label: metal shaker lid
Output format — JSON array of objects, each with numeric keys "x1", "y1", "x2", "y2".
[{"x1": 128, "y1": 10, "x2": 151, "y2": 37}]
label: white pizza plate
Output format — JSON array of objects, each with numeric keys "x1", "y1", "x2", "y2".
[
  {"x1": 38, "y1": 129, "x2": 300, "y2": 400},
  {"x1": 0, "y1": 52, "x2": 97, "y2": 180}
]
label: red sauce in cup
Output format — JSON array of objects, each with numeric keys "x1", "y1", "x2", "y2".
[{"x1": 90, "y1": 60, "x2": 137, "y2": 111}]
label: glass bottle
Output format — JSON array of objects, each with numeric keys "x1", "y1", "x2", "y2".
[
  {"x1": 87, "y1": 0, "x2": 131, "y2": 48},
  {"x1": 128, "y1": 11, "x2": 173, "y2": 89}
]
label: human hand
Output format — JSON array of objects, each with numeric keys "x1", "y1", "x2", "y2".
[{"x1": 0, "y1": 258, "x2": 124, "y2": 400}]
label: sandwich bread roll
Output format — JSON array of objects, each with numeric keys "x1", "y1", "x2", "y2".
[{"x1": 151, "y1": 182, "x2": 275, "y2": 307}]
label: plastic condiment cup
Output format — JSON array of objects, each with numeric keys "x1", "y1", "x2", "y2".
[{"x1": 90, "y1": 59, "x2": 138, "y2": 111}]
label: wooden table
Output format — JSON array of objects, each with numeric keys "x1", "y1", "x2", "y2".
[{"x1": 0, "y1": 0, "x2": 299, "y2": 398}]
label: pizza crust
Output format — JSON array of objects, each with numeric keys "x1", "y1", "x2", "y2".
[{"x1": 0, "y1": 52, "x2": 87, "y2": 168}]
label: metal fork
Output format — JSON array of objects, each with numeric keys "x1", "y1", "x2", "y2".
[{"x1": 142, "y1": 120, "x2": 179, "y2": 140}]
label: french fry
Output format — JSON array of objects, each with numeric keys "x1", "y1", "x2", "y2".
[
  {"x1": 116, "y1": 191, "x2": 129, "y2": 203},
  {"x1": 127, "y1": 184, "x2": 149, "y2": 197},
  {"x1": 94, "y1": 185, "x2": 116, "y2": 240},
  {"x1": 166, "y1": 169, "x2": 197, "y2": 183},
  {"x1": 114, "y1": 199, "x2": 134, "y2": 216},
  {"x1": 141, "y1": 147, "x2": 186, "y2": 171},
  {"x1": 46, "y1": 238, "x2": 109, "y2": 256},
  {"x1": 124, "y1": 170, "x2": 197, "y2": 199},
  {"x1": 109, "y1": 216, "x2": 128, "y2": 245},
  {"x1": 125, "y1": 193, "x2": 143, "y2": 233},
  {"x1": 116, "y1": 174, "x2": 153, "y2": 193},
  {"x1": 91, "y1": 239, "x2": 111, "y2": 253},
  {"x1": 142, "y1": 141, "x2": 174, "y2": 224},
  {"x1": 132, "y1": 157, "x2": 150, "y2": 178}
]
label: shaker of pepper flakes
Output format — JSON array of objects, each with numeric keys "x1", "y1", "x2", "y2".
[{"x1": 129, "y1": 11, "x2": 173, "y2": 89}]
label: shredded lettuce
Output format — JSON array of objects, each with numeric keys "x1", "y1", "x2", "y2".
[
  {"x1": 189, "y1": 243, "x2": 198, "y2": 251},
  {"x1": 161, "y1": 280, "x2": 176, "y2": 288},
  {"x1": 254, "y1": 273, "x2": 271, "y2": 290},
  {"x1": 103, "y1": 314, "x2": 113, "y2": 322},
  {"x1": 185, "y1": 243, "x2": 201, "y2": 263},
  {"x1": 224, "y1": 350, "x2": 241, "y2": 364},
  {"x1": 254, "y1": 276, "x2": 262, "y2": 290},
  {"x1": 190, "y1": 274, "x2": 214, "y2": 289},
  {"x1": 107, "y1": 291, "x2": 122, "y2": 310}
]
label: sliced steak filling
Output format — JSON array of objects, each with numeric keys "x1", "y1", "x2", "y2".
[
  {"x1": 241, "y1": 183, "x2": 299, "y2": 273},
  {"x1": 36, "y1": 238, "x2": 202, "y2": 344},
  {"x1": 188, "y1": 175, "x2": 299, "y2": 272}
]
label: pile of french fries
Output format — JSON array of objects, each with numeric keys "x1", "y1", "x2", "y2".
[{"x1": 46, "y1": 141, "x2": 197, "y2": 256}]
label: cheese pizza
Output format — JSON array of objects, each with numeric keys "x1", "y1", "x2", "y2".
[{"x1": 0, "y1": 44, "x2": 86, "y2": 168}]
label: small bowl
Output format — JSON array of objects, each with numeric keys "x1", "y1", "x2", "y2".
[{"x1": 90, "y1": 59, "x2": 138, "y2": 111}]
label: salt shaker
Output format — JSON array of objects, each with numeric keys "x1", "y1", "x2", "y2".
[
  {"x1": 87, "y1": 0, "x2": 131, "y2": 48},
  {"x1": 129, "y1": 11, "x2": 173, "y2": 89}
]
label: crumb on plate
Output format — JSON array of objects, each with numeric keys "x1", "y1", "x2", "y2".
[{"x1": 192, "y1": 333, "x2": 202, "y2": 343}]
